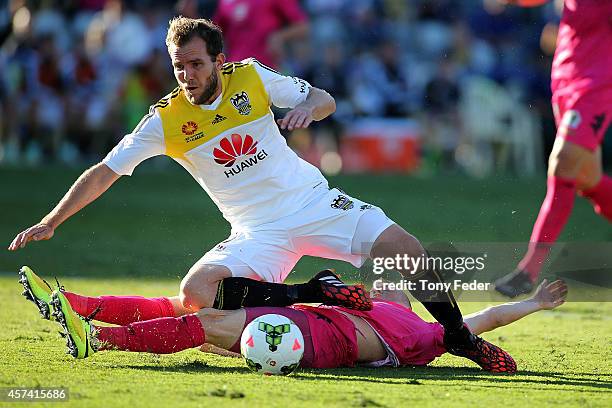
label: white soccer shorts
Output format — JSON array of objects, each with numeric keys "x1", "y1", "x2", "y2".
[{"x1": 197, "y1": 188, "x2": 395, "y2": 282}]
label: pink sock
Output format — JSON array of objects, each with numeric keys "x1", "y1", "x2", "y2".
[
  {"x1": 97, "y1": 314, "x2": 205, "y2": 354},
  {"x1": 580, "y1": 175, "x2": 612, "y2": 222},
  {"x1": 62, "y1": 292, "x2": 175, "y2": 325},
  {"x1": 518, "y1": 176, "x2": 576, "y2": 281}
]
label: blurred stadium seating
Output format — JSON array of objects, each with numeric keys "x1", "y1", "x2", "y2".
[{"x1": 1, "y1": 0, "x2": 601, "y2": 175}]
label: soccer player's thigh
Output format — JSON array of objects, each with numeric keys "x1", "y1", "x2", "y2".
[
  {"x1": 180, "y1": 262, "x2": 234, "y2": 311},
  {"x1": 576, "y1": 146, "x2": 602, "y2": 190},
  {"x1": 292, "y1": 188, "x2": 422, "y2": 266},
  {"x1": 196, "y1": 308, "x2": 247, "y2": 350},
  {"x1": 550, "y1": 92, "x2": 610, "y2": 187}
]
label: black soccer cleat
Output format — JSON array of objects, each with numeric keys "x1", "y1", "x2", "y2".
[
  {"x1": 444, "y1": 325, "x2": 517, "y2": 374},
  {"x1": 312, "y1": 269, "x2": 372, "y2": 311},
  {"x1": 494, "y1": 269, "x2": 535, "y2": 298}
]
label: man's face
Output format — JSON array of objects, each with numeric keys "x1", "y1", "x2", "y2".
[{"x1": 169, "y1": 37, "x2": 225, "y2": 105}]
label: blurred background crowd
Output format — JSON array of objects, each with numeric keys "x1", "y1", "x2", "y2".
[{"x1": 1, "y1": 0, "x2": 607, "y2": 176}]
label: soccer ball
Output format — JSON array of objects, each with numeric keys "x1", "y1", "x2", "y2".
[{"x1": 240, "y1": 314, "x2": 304, "y2": 376}]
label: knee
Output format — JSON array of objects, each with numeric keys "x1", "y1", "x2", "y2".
[
  {"x1": 395, "y1": 232, "x2": 426, "y2": 257},
  {"x1": 575, "y1": 173, "x2": 600, "y2": 192},
  {"x1": 575, "y1": 162, "x2": 601, "y2": 191},
  {"x1": 179, "y1": 265, "x2": 230, "y2": 310},
  {"x1": 179, "y1": 282, "x2": 207, "y2": 311},
  {"x1": 548, "y1": 146, "x2": 580, "y2": 178}
]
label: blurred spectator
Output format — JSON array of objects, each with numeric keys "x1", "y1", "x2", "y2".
[
  {"x1": 213, "y1": 0, "x2": 309, "y2": 68},
  {"x1": 299, "y1": 42, "x2": 351, "y2": 151},
  {"x1": 422, "y1": 57, "x2": 462, "y2": 172},
  {"x1": 0, "y1": 0, "x2": 566, "y2": 175},
  {"x1": 350, "y1": 40, "x2": 411, "y2": 118}
]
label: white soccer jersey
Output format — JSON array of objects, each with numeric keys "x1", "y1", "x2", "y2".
[{"x1": 103, "y1": 59, "x2": 328, "y2": 230}]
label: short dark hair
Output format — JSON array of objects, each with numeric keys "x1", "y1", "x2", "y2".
[{"x1": 165, "y1": 16, "x2": 223, "y2": 59}]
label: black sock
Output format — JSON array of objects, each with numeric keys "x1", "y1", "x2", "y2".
[
  {"x1": 405, "y1": 268, "x2": 465, "y2": 334},
  {"x1": 212, "y1": 277, "x2": 322, "y2": 309}
]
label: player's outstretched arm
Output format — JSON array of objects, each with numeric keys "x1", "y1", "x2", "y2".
[
  {"x1": 8, "y1": 163, "x2": 121, "y2": 251},
  {"x1": 276, "y1": 87, "x2": 336, "y2": 131},
  {"x1": 464, "y1": 279, "x2": 568, "y2": 335}
]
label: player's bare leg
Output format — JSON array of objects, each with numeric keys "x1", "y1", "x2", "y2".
[
  {"x1": 179, "y1": 264, "x2": 233, "y2": 310},
  {"x1": 196, "y1": 308, "x2": 246, "y2": 350},
  {"x1": 574, "y1": 146, "x2": 602, "y2": 191},
  {"x1": 167, "y1": 296, "x2": 196, "y2": 316},
  {"x1": 372, "y1": 224, "x2": 516, "y2": 373},
  {"x1": 496, "y1": 140, "x2": 601, "y2": 298}
]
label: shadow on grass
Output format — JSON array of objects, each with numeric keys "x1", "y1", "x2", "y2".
[
  {"x1": 119, "y1": 360, "x2": 252, "y2": 375},
  {"x1": 117, "y1": 360, "x2": 611, "y2": 392},
  {"x1": 293, "y1": 366, "x2": 612, "y2": 392}
]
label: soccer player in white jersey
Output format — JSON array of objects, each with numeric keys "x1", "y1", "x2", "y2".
[{"x1": 10, "y1": 17, "x2": 514, "y2": 372}]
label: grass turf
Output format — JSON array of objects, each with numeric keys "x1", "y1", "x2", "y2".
[{"x1": 1, "y1": 164, "x2": 611, "y2": 407}]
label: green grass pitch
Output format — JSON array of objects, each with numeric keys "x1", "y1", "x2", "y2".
[{"x1": 1, "y1": 164, "x2": 611, "y2": 407}]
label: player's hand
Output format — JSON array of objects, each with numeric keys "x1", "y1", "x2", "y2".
[
  {"x1": 8, "y1": 223, "x2": 55, "y2": 251},
  {"x1": 276, "y1": 107, "x2": 314, "y2": 131},
  {"x1": 531, "y1": 279, "x2": 568, "y2": 310}
]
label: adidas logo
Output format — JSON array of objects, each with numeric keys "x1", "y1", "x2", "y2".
[{"x1": 212, "y1": 114, "x2": 227, "y2": 124}]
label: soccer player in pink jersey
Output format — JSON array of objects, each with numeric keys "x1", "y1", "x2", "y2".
[
  {"x1": 496, "y1": 0, "x2": 612, "y2": 297},
  {"x1": 39, "y1": 279, "x2": 566, "y2": 373}
]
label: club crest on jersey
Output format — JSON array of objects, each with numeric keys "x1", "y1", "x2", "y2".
[
  {"x1": 331, "y1": 194, "x2": 354, "y2": 211},
  {"x1": 213, "y1": 133, "x2": 269, "y2": 178},
  {"x1": 561, "y1": 110, "x2": 581, "y2": 130},
  {"x1": 230, "y1": 91, "x2": 252, "y2": 115}
]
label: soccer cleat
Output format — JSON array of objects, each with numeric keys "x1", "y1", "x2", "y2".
[
  {"x1": 494, "y1": 269, "x2": 535, "y2": 298},
  {"x1": 444, "y1": 326, "x2": 517, "y2": 374},
  {"x1": 312, "y1": 269, "x2": 372, "y2": 311},
  {"x1": 50, "y1": 290, "x2": 98, "y2": 359},
  {"x1": 18, "y1": 266, "x2": 56, "y2": 320}
]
